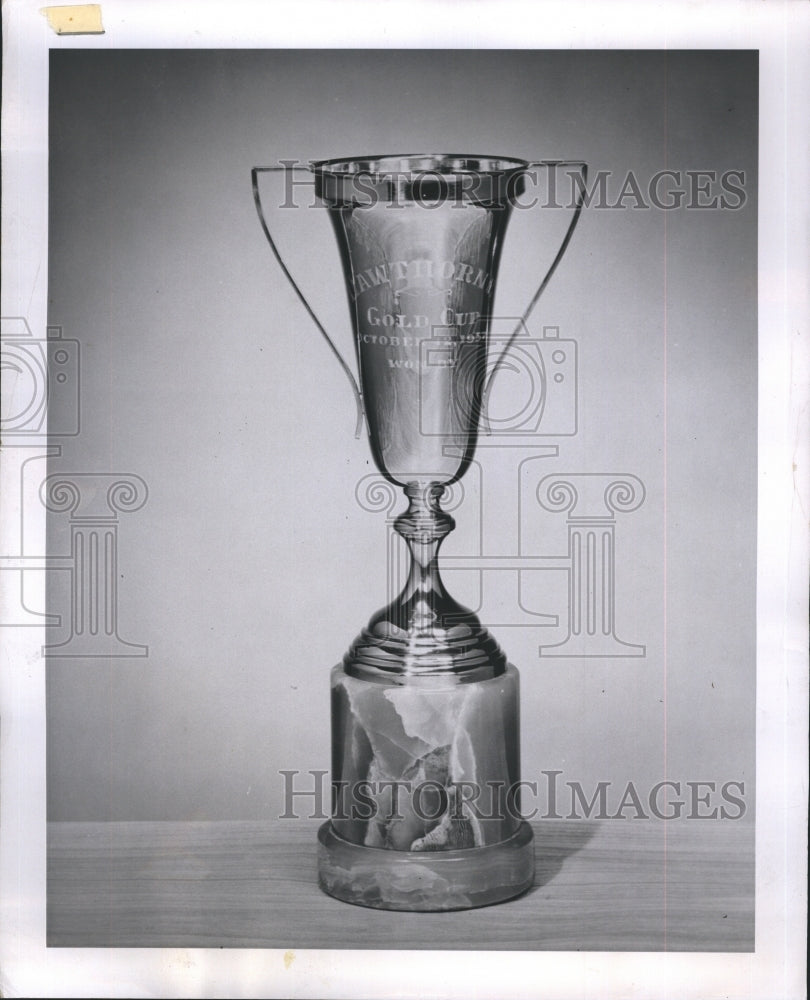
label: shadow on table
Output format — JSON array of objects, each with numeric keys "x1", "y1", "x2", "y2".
[{"x1": 530, "y1": 820, "x2": 600, "y2": 892}]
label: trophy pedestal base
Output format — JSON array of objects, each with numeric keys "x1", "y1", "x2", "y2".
[
  {"x1": 317, "y1": 820, "x2": 534, "y2": 911},
  {"x1": 322, "y1": 661, "x2": 532, "y2": 910}
]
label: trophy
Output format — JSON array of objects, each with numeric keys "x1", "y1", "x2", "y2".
[{"x1": 253, "y1": 155, "x2": 585, "y2": 910}]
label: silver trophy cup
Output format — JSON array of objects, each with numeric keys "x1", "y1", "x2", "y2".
[{"x1": 253, "y1": 154, "x2": 586, "y2": 910}]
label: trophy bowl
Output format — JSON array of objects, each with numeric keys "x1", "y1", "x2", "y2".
[{"x1": 253, "y1": 153, "x2": 585, "y2": 910}]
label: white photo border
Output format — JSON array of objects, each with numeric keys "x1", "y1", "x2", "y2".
[{"x1": 1, "y1": 1, "x2": 807, "y2": 997}]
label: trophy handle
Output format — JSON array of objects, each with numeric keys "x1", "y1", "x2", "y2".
[
  {"x1": 251, "y1": 166, "x2": 365, "y2": 438},
  {"x1": 483, "y1": 160, "x2": 588, "y2": 420}
]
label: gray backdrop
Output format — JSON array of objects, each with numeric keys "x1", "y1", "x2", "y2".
[{"x1": 46, "y1": 50, "x2": 756, "y2": 822}]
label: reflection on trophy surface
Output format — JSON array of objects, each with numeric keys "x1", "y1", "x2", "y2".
[
  {"x1": 345, "y1": 205, "x2": 496, "y2": 486},
  {"x1": 253, "y1": 154, "x2": 585, "y2": 910}
]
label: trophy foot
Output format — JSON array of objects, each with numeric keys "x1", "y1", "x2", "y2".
[{"x1": 317, "y1": 820, "x2": 534, "y2": 912}]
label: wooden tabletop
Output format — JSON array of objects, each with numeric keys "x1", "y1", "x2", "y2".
[{"x1": 47, "y1": 818, "x2": 754, "y2": 951}]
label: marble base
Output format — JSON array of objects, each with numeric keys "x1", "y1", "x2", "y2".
[
  {"x1": 330, "y1": 664, "x2": 523, "y2": 849},
  {"x1": 318, "y1": 820, "x2": 535, "y2": 911},
  {"x1": 322, "y1": 662, "x2": 532, "y2": 910}
]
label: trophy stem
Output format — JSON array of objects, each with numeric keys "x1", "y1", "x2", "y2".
[
  {"x1": 393, "y1": 482, "x2": 454, "y2": 632},
  {"x1": 344, "y1": 481, "x2": 506, "y2": 682}
]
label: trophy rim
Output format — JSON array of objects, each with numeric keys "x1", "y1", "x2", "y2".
[
  {"x1": 311, "y1": 154, "x2": 532, "y2": 207},
  {"x1": 310, "y1": 153, "x2": 531, "y2": 177}
]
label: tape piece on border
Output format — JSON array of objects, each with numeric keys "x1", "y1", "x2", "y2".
[{"x1": 42, "y1": 5, "x2": 104, "y2": 35}]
